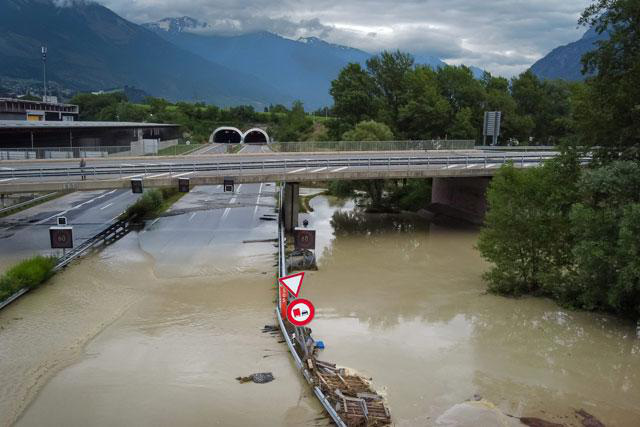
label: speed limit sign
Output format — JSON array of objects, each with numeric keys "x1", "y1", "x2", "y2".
[
  {"x1": 294, "y1": 228, "x2": 316, "y2": 250},
  {"x1": 49, "y1": 226, "x2": 73, "y2": 249}
]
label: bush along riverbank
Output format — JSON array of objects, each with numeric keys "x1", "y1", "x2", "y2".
[
  {"x1": 119, "y1": 187, "x2": 183, "y2": 222},
  {"x1": 326, "y1": 178, "x2": 432, "y2": 212},
  {"x1": 0, "y1": 256, "x2": 57, "y2": 303},
  {"x1": 478, "y1": 151, "x2": 640, "y2": 321}
]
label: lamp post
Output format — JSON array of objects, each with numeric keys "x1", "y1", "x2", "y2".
[{"x1": 41, "y1": 45, "x2": 47, "y2": 102}]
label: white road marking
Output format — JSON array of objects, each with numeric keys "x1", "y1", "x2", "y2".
[
  {"x1": 1, "y1": 167, "x2": 15, "y2": 171},
  {"x1": 331, "y1": 166, "x2": 348, "y2": 172},
  {"x1": 288, "y1": 167, "x2": 307, "y2": 174},
  {"x1": 221, "y1": 184, "x2": 241, "y2": 221},
  {"x1": 253, "y1": 182, "x2": 264, "y2": 219},
  {"x1": 100, "y1": 202, "x2": 113, "y2": 210},
  {"x1": 173, "y1": 171, "x2": 194, "y2": 178},
  {"x1": 188, "y1": 212, "x2": 197, "y2": 222},
  {"x1": 37, "y1": 190, "x2": 115, "y2": 224},
  {"x1": 311, "y1": 167, "x2": 328, "y2": 173},
  {"x1": 123, "y1": 173, "x2": 146, "y2": 179},
  {"x1": 465, "y1": 164, "x2": 479, "y2": 169},
  {"x1": 0, "y1": 178, "x2": 17, "y2": 182},
  {"x1": 445, "y1": 164, "x2": 463, "y2": 169},
  {"x1": 487, "y1": 163, "x2": 501, "y2": 168},
  {"x1": 148, "y1": 172, "x2": 169, "y2": 178}
]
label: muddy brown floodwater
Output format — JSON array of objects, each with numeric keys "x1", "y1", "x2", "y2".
[
  {"x1": 298, "y1": 195, "x2": 640, "y2": 426},
  {"x1": 1, "y1": 188, "x2": 639, "y2": 427}
]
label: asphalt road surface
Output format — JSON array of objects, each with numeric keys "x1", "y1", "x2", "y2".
[
  {"x1": 0, "y1": 189, "x2": 140, "y2": 271},
  {"x1": 138, "y1": 182, "x2": 278, "y2": 278}
]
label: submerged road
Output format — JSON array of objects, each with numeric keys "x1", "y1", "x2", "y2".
[{"x1": 0, "y1": 189, "x2": 140, "y2": 271}]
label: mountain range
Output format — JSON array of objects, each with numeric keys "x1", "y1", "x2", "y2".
[
  {"x1": 529, "y1": 26, "x2": 608, "y2": 81},
  {"x1": 0, "y1": 0, "x2": 483, "y2": 108}
]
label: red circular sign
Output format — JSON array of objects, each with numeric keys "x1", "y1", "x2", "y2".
[{"x1": 286, "y1": 298, "x2": 315, "y2": 327}]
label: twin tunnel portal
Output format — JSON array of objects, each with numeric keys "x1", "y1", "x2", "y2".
[{"x1": 212, "y1": 127, "x2": 270, "y2": 144}]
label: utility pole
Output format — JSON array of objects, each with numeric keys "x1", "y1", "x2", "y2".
[{"x1": 41, "y1": 45, "x2": 47, "y2": 101}]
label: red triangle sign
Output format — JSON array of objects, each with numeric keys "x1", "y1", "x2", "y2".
[{"x1": 278, "y1": 272, "x2": 304, "y2": 297}]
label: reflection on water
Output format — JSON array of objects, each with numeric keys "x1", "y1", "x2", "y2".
[{"x1": 302, "y1": 194, "x2": 640, "y2": 426}]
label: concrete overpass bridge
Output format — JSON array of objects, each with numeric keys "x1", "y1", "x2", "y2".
[{"x1": 0, "y1": 149, "x2": 579, "y2": 224}]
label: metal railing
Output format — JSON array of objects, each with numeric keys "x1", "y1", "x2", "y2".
[
  {"x1": 0, "y1": 144, "x2": 207, "y2": 160},
  {"x1": 275, "y1": 185, "x2": 347, "y2": 427},
  {"x1": 0, "y1": 152, "x2": 573, "y2": 182},
  {"x1": 271, "y1": 139, "x2": 475, "y2": 152}
]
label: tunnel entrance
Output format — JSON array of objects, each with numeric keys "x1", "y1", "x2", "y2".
[
  {"x1": 243, "y1": 128, "x2": 269, "y2": 144},
  {"x1": 212, "y1": 127, "x2": 242, "y2": 143}
]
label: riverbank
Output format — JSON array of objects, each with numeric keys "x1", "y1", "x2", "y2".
[{"x1": 298, "y1": 193, "x2": 640, "y2": 425}]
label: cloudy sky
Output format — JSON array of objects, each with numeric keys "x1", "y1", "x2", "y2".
[{"x1": 98, "y1": 0, "x2": 592, "y2": 77}]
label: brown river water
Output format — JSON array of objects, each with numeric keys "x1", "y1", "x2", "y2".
[{"x1": 1, "y1": 190, "x2": 639, "y2": 426}]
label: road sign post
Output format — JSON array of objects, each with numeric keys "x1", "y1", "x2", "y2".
[
  {"x1": 223, "y1": 177, "x2": 234, "y2": 192},
  {"x1": 56, "y1": 216, "x2": 67, "y2": 226},
  {"x1": 178, "y1": 177, "x2": 190, "y2": 193},
  {"x1": 49, "y1": 226, "x2": 73, "y2": 249},
  {"x1": 294, "y1": 228, "x2": 316, "y2": 251},
  {"x1": 279, "y1": 272, "x2": 304, "y2": 297},
  {"x1": 131, "y1": 178, "x2": 143, "y2": 194},
  {"x1": 483, "y1": 111, "x2": 502, "y2": 146},
  {"x1": 286, "y1": 298, "x2": 315, "y2": 327}
]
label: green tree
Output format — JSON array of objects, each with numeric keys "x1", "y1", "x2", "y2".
[
  {"x1": 447, "y1": 107, "x2": 476, "y2": 139},
  {"x1": 477, "y1": 151, "x2": 581, "y2": 295},
  {"x1": 569, "y1": 162, "x2": 640, "y2": 317},
  {"x1": 397, "y1": 66, "x2": 451, "y2": 139},
  {"x1": 365, "y1": 50, "x2": 414, "y2": 131},
  {"x1": 273, "y1": 100, "x2": 313, "y2": 141},
  {"x1": 70, "y1": 92, "x2": 128, "y2": 120},
  {"x1": 342, "y1": 120, "x2": 394, "y2": 141},
  {"x1": 577, "y1": 0, "x2": 640, "y2": 161},
  {"x1": 330, "y1": 63, "x2": 379, "y2": 127}
]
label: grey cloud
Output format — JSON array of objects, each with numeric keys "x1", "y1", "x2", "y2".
[{"x1": 97, "y1": 0, "x2": 591, "y2": 76}]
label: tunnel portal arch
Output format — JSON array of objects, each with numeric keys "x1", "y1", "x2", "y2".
[
  {"x1": 212, "y1": 127, "x2": 243, "y2": 143},
  {"x1": 243, "y1": 128, "x2": 269, "y2": 144}
]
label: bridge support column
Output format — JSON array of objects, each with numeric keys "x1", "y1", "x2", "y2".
[
  {"x1": 430, "y1": 177, "x2": 490, "y2": 225},
  {"x1": 283, "y1": 182, "x2": 299, "y2": 232}
]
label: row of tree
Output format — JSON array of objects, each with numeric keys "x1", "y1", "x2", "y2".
[
  {"x1": 328, "y1": 54, "x2": 579, "y2": 144},
  {"x1": 478, "y1": 0, "x2": 640, "y2": 320},
  {"x1": 69, "y1": 93, "x2": 320, "y2": 143}
]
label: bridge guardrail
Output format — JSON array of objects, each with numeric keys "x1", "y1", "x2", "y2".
[
  {"x1": 0, "y1": 152, "x2": 583, "y2": 182},
  {"x1": 271, "y1": 140, "x2": 475, "y2": 152}
]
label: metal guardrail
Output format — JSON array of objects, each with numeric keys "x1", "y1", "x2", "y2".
[
  {"x1": 0, "y1": 144, "x2": 207, "y2": 159},
  {"x1": 0, "y1": 192, "x2": 57, "y2": 215},
  {"x1": 275, "y1": 185, "x2": 347, "y2": 427},
  {"x1": 272, "y1": 140, "x2": 475, "y2": 152},
  {"x1": 0, "y1": 153, "x2": 571, "y2": 182},
  {"x1": 0, "y1": 217, "x2": 134, "y2": 311}
]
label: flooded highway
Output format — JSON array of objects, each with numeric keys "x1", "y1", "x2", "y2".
[
  {"x1": 0, "y1": 184, "x2": 322, "y2": 427},
  {"x1": 1, "y1": 186, "x2": 639, "y2": 426}
]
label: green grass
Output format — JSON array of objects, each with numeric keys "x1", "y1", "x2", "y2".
[
  {"x1": 157, "y1": 144, "x2": 205, "y2": 156},
  {"x1": 120, "y1": 188, "x2": 185, "y2": 221},
  {"x1": 0, "y1": 256, "x2": 58, "y2": 302}
]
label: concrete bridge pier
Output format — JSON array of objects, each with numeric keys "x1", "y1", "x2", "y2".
[
  {"x1": 430, "y1": 177, "x2": 491, "y2": 225},
  {"x1": 283, "y1": 182, "x2": 299, "y2": 232}
]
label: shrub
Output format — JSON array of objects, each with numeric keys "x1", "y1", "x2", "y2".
[{"x1": 0, "y1": 256, "x2": 57, "y2": 301}]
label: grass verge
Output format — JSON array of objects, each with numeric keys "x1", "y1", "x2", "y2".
[
  {"x1": 298, "y1": 193, "x2": 323, "y2": 213},
  {"x1": 157, "y1": 144, "x2": 205, "y2": 156},
  {"x1": 0, "y1": 256, "x2": 58, "y2": 302},
  {"x1": 119, "y1": 187, "x2": 186, "y2": 221}
]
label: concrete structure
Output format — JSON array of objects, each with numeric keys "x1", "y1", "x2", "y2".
[
  {"x1": 243, "y1": 128, "x2": 269, "y2": 144},
  {"x1": 430, "y1": 177, "x2": 491, "y2": 224},
  {"x1": 0, "y1": 98, "x2": 79, "y2": 121},
  {"x1": 212, "y1": 127, "x2": 242, "y2": 143},
  {"x1": 0, "y1": 121, "x2": 180, "y2": 158},
  {"x1": 282, "y1": 182, "x2": 300, "y2": 232}
]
